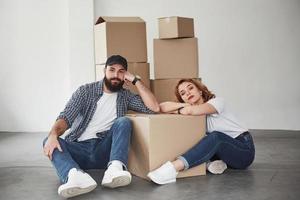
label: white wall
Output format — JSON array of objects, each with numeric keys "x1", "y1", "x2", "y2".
[
  {"x1": 0, "y1": 0, "x2": 70, "y2": 132},
  {"x1": 68, "y1": 0, "x2": 95, "y2": 92},
  {"x1": 0, "y1": 0, "x2": 299, "y2": 132},
  {"x1": 0, "y1": 0, "x2": 94, "y2": 132},
  {"x1": 95, "y1": 0, "x2": 300, "y2": 130}
]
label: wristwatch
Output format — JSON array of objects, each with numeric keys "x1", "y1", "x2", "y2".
[{"x1": 132, "y1": 75, "x2": 141, "y2": 85}]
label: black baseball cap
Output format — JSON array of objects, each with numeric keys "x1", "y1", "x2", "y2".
[{"x1": 105, "y1": 55, "x2": 128, "y2": 70}]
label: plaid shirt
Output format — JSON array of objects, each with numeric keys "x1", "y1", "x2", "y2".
[{"x1": 57, "y1": 80, "x2": 155, "y2": 142}]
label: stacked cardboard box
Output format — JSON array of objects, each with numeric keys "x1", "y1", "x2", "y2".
[
  {"x1": 94, "y1": 16, "x2": 150, "y2": 94},
  {"x1": 151, "y1": 16, "x2": 199, "y2": 102},
  {"x1": 143, "y1": 17, "x2": 206, "y2": 179},
  {"x1": 126, "y1": 17, "x2": 205, "y2": 180},
  {"x1": 94, "y1": 16, "x2": 206, "y2": 180}
]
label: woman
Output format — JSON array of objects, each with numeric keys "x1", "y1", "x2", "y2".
[{"x1": 147, "y1": 79, "x2": 255, "y2": 185}]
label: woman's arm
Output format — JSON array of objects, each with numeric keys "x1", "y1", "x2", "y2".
[
  {"x1": 179, "y1": 103, "x2": 217, "y2": 116},
  {"x1": 159, "y1": 101, "x2": 190, "y2": 113}
]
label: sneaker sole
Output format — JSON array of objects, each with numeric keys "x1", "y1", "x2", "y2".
[
  {"x1": 59, "y1": 183, "x2": 97, "y2": 198},
  {"x1": 102, "y1": 175, "x2": 131, "y2": 188},
  {"x1": 147, "y1": 172, "x2": 176, "y2": 185},
  {"x1": 207, "y1": 160, "x2": 227, "y2": 174}
]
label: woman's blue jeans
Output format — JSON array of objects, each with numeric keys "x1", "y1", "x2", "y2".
[
  {"x1": 178, "y1": 131, "x2": 255, "y2": 170},
  {"x1": 42, "y1": 117, "x2": 132, "y2": 183}
]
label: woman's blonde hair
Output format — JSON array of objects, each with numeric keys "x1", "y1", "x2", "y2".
[{"x1": 175, "y1": 79, "x2": 215, "y2": 103}]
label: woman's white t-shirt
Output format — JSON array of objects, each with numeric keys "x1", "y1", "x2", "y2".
[{"x1": 206, "y1": 97, "x2": 248, "y2": 138}]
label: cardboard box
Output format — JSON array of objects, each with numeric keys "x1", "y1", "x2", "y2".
[
  {"x1": 151, "y1": 79, "x2": 178, "y2": 103},
  {"x1": 127, "y1": 114, "x2": 206, "y2": 179},
  {"x1": 154, "y1": 38, "x2": 199, "y2": 79},
  {"x1": 94, "y1": 16, "x2": 147, "y2": 64},
  {"x1": 96, "y1": 63, "x2": 150, "y2": 94},
  {"x1": 159, "y1": 16, "x2": 194, "y2": 39},
  {"x1": 151, "y1": 78, "x2": 201, "y2": 103}
]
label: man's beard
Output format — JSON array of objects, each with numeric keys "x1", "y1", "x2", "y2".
[{"x1": 104, "y1": 76, "x2": 124, "y2": 92}]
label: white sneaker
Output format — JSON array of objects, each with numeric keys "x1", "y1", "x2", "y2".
[
  {"x1": 58, "y1": 168, "x2": 97, "y2": 198},
  {"x1": 101, "y1": 166, "x2": 132, "y2": 188},
  {"x1": 147, "y1": 161, "x2": 178, "y2": 185},
  {"x1": 207, "y1": 160, "x2": 227, "y2": 174}
]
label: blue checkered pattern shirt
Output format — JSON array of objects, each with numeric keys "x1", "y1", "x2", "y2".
[{"x1": 57, "y1": 80, "x2": 155, "y2": 142}]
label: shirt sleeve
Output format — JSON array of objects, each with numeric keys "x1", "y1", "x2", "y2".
[
  {"x1": 56, "y1": 85, "x2": 87, "y2": 128},
  {"x1": 127, "y1": 91, "x2": 156, "y2": 114},
  {"x1": 207, "y1": 97, "x2": 225, "y2": 114}
]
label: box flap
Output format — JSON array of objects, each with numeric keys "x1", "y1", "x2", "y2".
[
  {"x1": 95, "y1": 16, "x2": 144, "y2": 25},
  {"x1": 158, "y1": 16, "x2": 193, "y2": 20},
  {"x1": 158, "y1": 16, "x2": 177, "y2": 19}
]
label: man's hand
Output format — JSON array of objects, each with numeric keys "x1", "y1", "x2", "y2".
[
  {"x1": 43, "y1": 134, "x2": 63, "y2": 160},
  {"x1": 124, "y1": 71, "x2": 135, "y2": 83}
]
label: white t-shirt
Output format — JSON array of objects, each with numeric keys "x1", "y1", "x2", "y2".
[
  {"x1": 78, "y1": 92, "x2": 117, "y2": 141},
  {"x1": 206, "y1": 97, "x2": 248, "y2": 138}
]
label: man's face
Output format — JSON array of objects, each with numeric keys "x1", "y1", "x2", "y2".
[{"x1": 104, "y1": 64, "x2": 126, "y2": 92}]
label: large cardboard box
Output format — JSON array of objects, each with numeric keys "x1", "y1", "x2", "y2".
[
  {"x1": 94, "y1": 16, "x2": 147, "y2": 64},
  {"x1": 96, "y1": 63, "x2": 150, "y2": 94},
  {"x1": 154, "y1": 38, "x2": 199, "y2": 79},
  {"x1": 127, "y1": 114, "x2": 206, "y2": 179},
  {"x1": 151, "y1": 78, "x2": 201, "y2": 103},
  {"x1": 159, "y1": 16, "x2": 194, "y2": 39}
]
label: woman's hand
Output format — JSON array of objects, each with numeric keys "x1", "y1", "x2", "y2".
[
  {"x1": 179, "y1": 103, "x2": 217, "y2": 116},
  {"x1": 178, "y1": 105, "x2": 192, "y2": 115},
  {"x1": 159, "y1": 102, "x2": 190, "y2": 113}
]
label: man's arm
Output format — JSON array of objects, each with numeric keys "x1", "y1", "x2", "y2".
[
  {"x1": 134, "y1": 80, "x2": 160, "y2": 112},
  {"x1": 43, "y1": 85, "x2": 86, "y2": 160},
  {"x1": 125, "y1": 72, "x2": 160, "y2": 112},
  {"x1": 43, "y1": 119, "x2": 68, "y2": 160}
]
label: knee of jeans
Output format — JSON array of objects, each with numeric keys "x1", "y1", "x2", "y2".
[
  {"x1": 114, "y1": 117, "x2": 132, "y2": 129},
  {"x1": 42, "y1": 137, "x2": 48, "y2": 147},
  {"x1": 43, "y1": 136, "x2": 65, "y2": 147},
  {"x1": 209, "y1": 131, "x2": 223, "y2": 142},
  {"x1": 56, "y1": 137, "x2": 66, "y2": 146}
]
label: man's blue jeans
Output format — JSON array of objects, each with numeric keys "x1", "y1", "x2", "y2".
[
  {"x1": 43, "y1": 117, "x2": 132, "y2": 183},
  {"x1": 178, "y1": 131, "x2": 255, "y2": 170}
]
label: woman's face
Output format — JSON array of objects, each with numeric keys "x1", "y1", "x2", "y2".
[{"x1": 178, "y1": 81, "x2": 202, "y2": 104}]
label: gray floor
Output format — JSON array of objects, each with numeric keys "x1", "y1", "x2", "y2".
[{"x1": 0, "y1": 130, "x2": 299, "y2": 200}]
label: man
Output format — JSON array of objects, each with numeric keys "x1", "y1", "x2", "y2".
[{"x1": 43, "y1": 55, "x2": 159, "y2": 198}]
